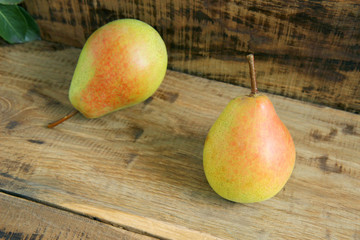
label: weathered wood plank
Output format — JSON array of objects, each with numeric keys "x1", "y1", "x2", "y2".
[
  {"x1": 0, "y1": 192, "x2": 156, "y2": 240},
  {"x1": 0, "y1": 40, "x2": 360, "y2": 239},
  {"x1": 23, "y1": 0, "x2": 360, "y2": 113}
]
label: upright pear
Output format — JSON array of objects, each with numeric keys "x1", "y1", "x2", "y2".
[
  {"x1": 203, "y1": 54, "x2": 295, "y2": 203},
  {"x1": 48, "y1": 19, "x2": 167, "y2": 127}
]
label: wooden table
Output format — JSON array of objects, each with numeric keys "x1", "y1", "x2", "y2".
[{"x1": 0, "y1": 40, "x2": 359, "y2": 240}]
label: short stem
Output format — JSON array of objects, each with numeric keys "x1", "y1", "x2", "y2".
[
  {"x1": 246, "y1": 54, "x2": 258, "y2": 96},
  {"x1": 47, "y1": 109, "x2": 79, "y2": 128}
]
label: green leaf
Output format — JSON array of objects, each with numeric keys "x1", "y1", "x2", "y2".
[
  {"x1": 19, "y1": 6, "x2": 40, "y2": 42},
  {"x1": 0, "y1": 4, "x2": 26, "y2": 43},
  {"x1": 0, "y1": 4, "x2": 40, "y2": 44},
  {"x1": 0, "y1": 0, "x2": 24, "y2": 5}
]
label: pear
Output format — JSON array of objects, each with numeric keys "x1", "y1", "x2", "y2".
[
  {"x1": 203, "y1": 54, "x2": 295, "y2": 203},
  {"x1": 48, "y1": 19, "x2": 167, "y2": 128}
]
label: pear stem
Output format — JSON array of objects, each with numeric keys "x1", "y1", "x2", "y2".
[
  {"x1": 246, "y1": 54, "x2": 258, "y2": 96},
  {"x1": 47, "y1": 109, "x2": 79, "y2": 128}
]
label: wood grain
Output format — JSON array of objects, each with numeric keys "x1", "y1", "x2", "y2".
[
  {"x1": 0, "y1": 192, "x2": 156, "y2": 240},
  {"x1": 0, "y1": 40, "x2": 360, "y2": 239},
  {"x1": 22, "y1": 0, "x2": 360, "y2": 113}
]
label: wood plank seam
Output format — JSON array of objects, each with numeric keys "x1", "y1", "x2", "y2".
[{"x1": 0, "y1": 189, "x2": 164, "y2": 240}]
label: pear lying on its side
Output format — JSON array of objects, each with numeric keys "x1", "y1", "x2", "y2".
[
  {"x1": 49, "y1": 19, "x2": 167, "y2": 127},
  {"x1": 203, "y1": 54, "x2": 295, "y2": 203}
]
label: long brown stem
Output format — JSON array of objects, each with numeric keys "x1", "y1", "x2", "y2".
[
  {"x1": 246, "y1": 54, "x2": 258, "y2": 96},
  {"x1": 47, "y1": 109, "x2": 79, "y2": 128}
]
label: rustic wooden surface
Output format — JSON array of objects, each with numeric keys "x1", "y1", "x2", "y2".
[
  {"x1": 22, "y1": 0, "x2": 360, "y2": 113},
  {"x1": 1, "y1": 40, "x2": 360, "y2": 239},
  {"x1": 0, "y1": 192, "x2": 156, "y2": 240}
]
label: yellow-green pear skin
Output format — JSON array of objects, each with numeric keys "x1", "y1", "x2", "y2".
[
  {"x1": 203, "y1": 95, "x2": 295, "y2": 203},
  {"x1": 69, "y1": 19, "x2": 168, "y2": 118}
]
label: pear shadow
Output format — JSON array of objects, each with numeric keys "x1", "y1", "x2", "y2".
[{"x1": 132, "y1": 117, "x2": 235, "y2": 206}]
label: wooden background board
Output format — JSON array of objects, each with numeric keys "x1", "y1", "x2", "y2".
[
  {"x1": 1, "y1": 40, "x2": 360, "y2": 239},
  {"x1": 0, "y1": 192, "x2": 156, "y2": 240},
  {"x1": 22, "y1": 0, "x2": 360, "y2": 113}
]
